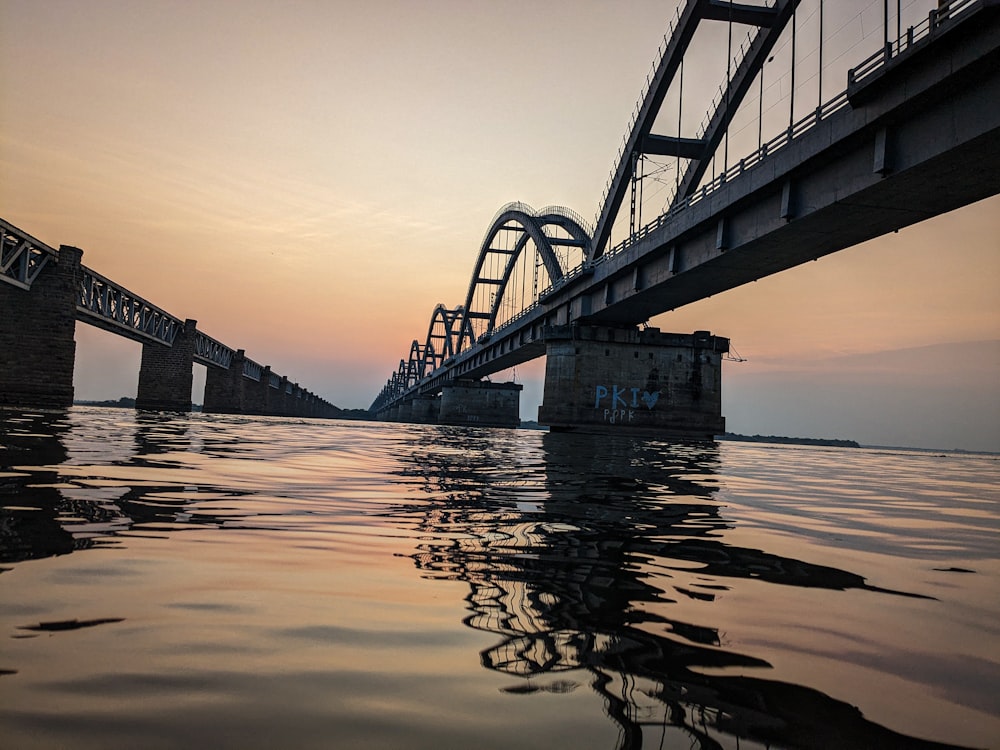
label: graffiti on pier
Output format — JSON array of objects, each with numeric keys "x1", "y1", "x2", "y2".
[{"x1": 594, "y1": 384, "x2": 661, "y2": 424}]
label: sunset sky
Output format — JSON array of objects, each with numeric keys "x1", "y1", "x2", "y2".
[{"x1": 2, "y1": 0, "x2": 997, "y2": 451}]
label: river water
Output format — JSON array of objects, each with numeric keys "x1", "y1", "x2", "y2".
[{"x1": 1, "y1": 407, "x2": 997, "y2": 749}]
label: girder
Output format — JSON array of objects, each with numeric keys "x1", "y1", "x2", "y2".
[
  {"x1": 2, "y1": 219, "x2": 334, "y2": 411},
  {"x1": 547, "y1": 237, "x2": 588, "y2": 248},
  {"x1": 701, "y1": 0, "x2": 780, "y2": 26},
  {"x1": 242, "y1": 358, "x2": 264, "y2": 381},
  {"x1": 193, "y1": 331, "x2": 235, "y2": 369},
  {"x1": 642, "y1": 134, "x2": 706, "y2": 159},
  {"x1": 77, "y1": 266, "x2": 181, "y2": 346},
  {"x1": 0, "y1": 218, "x2": 56, "y2": 290}
]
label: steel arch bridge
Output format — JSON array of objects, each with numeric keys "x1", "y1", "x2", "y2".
[
  {"x1": 372, "y1": 0, "x2": 1000, "y2": 414},
  {"x1": 378, "y1": 202, "x2": 594, "y2": 402}
]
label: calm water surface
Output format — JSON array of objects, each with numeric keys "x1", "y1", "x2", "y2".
[{"x1": 1, "y1": 407, "x2": 998, "y2": 749}]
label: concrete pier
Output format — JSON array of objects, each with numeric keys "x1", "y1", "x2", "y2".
[
  {"x1": 136, "y1": 319, "x2": 197, "y2": 412},
  {"x1": 439, "y1": 380, "x2": 522, "y2": 428},
  {"x1": 0, "y1": 245, "x2": 81, "y2": 409},
  {"x1": 203, "y1": 349, "x2": 248, "y2": 414},
  {"x1": 537, "y1": 325, "x2": 728, "y2": 439},
  {"x1": 409, "y1": 395, "x2": 441, "y2": 423}
]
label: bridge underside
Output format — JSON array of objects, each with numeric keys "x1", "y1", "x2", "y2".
[{"x1": 578, "y1": 11, "x2": 1000, "y2": 325}]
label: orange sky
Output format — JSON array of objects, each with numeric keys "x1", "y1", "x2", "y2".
[{"x1": 1, "y1": 0, "x2": 997, "y2": 450}]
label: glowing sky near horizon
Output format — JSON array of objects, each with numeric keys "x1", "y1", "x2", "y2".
[{"x1": 1, "y1": 0, "x2": 997, "y2": 450}]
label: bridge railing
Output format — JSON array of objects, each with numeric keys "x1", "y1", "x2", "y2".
[
  {"x1": 479, "y1": 202, "x2": 536, "y2": 249},
  {"x1": 849, "y1": 0, "x2": 979, "y2": 87},
  {"x1": 77, "y1": 265, "x2": 182, "y2": 346},
  {"x1": 535, "y1": 261, "x2": 588, "y2": 302},
  {"x1": 535, "y1": 205, "x2": 596, "y2": 238},
  {"x1": 534, "y1": 1, "x2": 978, "y2": 294},
  {"x1": 0, "y1": 218, "x2": 57, "y2": 290}
]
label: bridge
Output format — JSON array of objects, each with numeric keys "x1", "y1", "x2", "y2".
[
  {"x1": 0, "y1": 221, "x2": 337, "y2": 417},
  {"x1": 371, "y1": 0, "x2": 1000, "y2": 436}
]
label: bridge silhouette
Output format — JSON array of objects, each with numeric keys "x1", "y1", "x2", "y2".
[
  {"x1": 371, "y1": 0, "x2": 1000, "y2": 436},
  {"x1": 0, "y1": 222, "x2": 336, "y2": 417}
]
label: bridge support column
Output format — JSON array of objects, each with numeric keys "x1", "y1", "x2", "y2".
[
  {"x1": 244, "y1": 366, "x2": 271, "y2": 415},
  {"x1": 439, "y1": 380, "x2": 522, "y2": 428},
  {"x1": 396, "y1": 399, "x2": 413, "y2": 422},
  {"x1": 250, "y1": 365, "x2": 277, "y2": 415},
  {"x1": 136, "y1": 318, "x2": 197, "y2": 412},
  {"x1": 410, "y1": 395, "x2": 440, "y2": 424},
  {"x1": 203, "y1": 349, "x2": 248, "y2": 414},
  {"x1": 0, "y1": 245, "x2": 81, "y2": 409},
  {"x1": 274, "y1": 377, "x2": 290, "y2": 416},
  {"x1": 538, "y1": 326, "x2": 728, "y2": 439}
]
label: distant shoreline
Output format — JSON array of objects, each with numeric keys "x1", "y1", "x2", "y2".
[
  {"x1": 69, "y1": 404, "x2": 860, "y2": 447},
  {"x1": 75, "y1": 397, "x2": 137, "y2": 408},
  {"x1": 715, "y1": 432, "x2": 860, "y2": 448}
]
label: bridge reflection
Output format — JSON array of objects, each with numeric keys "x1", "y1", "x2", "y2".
[
  {"x1": 0, "y1": 412, "x2": 983, "y2": 748},
  {"x1": 396, "y1": 429, "x2": 969, "y2": 750},
  {"x1": 0, "y1": 410, "x2": 228, "y2": 564}
]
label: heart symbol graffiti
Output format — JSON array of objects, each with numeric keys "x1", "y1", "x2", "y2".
[{"x1": 641, "y1": 390, "x2": 660, "y2": 410}]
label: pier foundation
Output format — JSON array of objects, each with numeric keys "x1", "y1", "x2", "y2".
[
  {"x1": 203, "y1": 349, "x2": 248, "y2": 414},
  {"x1": 0, "y1": 246, "x2": 81, "y2": 409},
  {"x1": 439, "y1": 380, "x2": 522, "y2": 428},
  {"x1": 409, "y1": 395, "x2": 441, "y2": 424},
  {"x1": 537, "y1": 325, "x2": 728, "y2": 439},
  {"x1": 136, "y1": 319, "x2": 197, "y2": 412}
]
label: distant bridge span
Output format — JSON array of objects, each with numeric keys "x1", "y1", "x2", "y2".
[
  {"x1": 1, "y1": 220, "x2": 336, "y2": 416},
  {"x1": 373, "y1": 0, "x2": 1000, "y2": 424}
]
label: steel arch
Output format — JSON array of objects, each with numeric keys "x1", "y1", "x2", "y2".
[
  {"x1": 422, "y1": 303, "x2": 464, "y2": 372},
  {"x1": 456, "y1": 203, "x2": 591, "y2": 352},
  {"x1": 589, "y1": 0, "x2": 801, "y2": 260},
  {"x1": 407, "y1": 340, "x2": 429, "y2": 387}
]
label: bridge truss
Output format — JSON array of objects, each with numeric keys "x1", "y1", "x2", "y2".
[
  {"x1": 2, "y1": 218, "x2": 252, "y2": 372},
  {"x1": 1, "y1": 218, "x2": 56, "y2": 291}
]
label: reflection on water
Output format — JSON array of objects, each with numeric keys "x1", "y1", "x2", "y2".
[
  {"x1": 394, "y1": 431, "x2": 973, "y2": 750},
  {"x1": 1, "y1": 408, "x2": 998, "y2": 749},
  {"x1": 1, "y1": 410, "x2": 74, "y2": 562}
]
